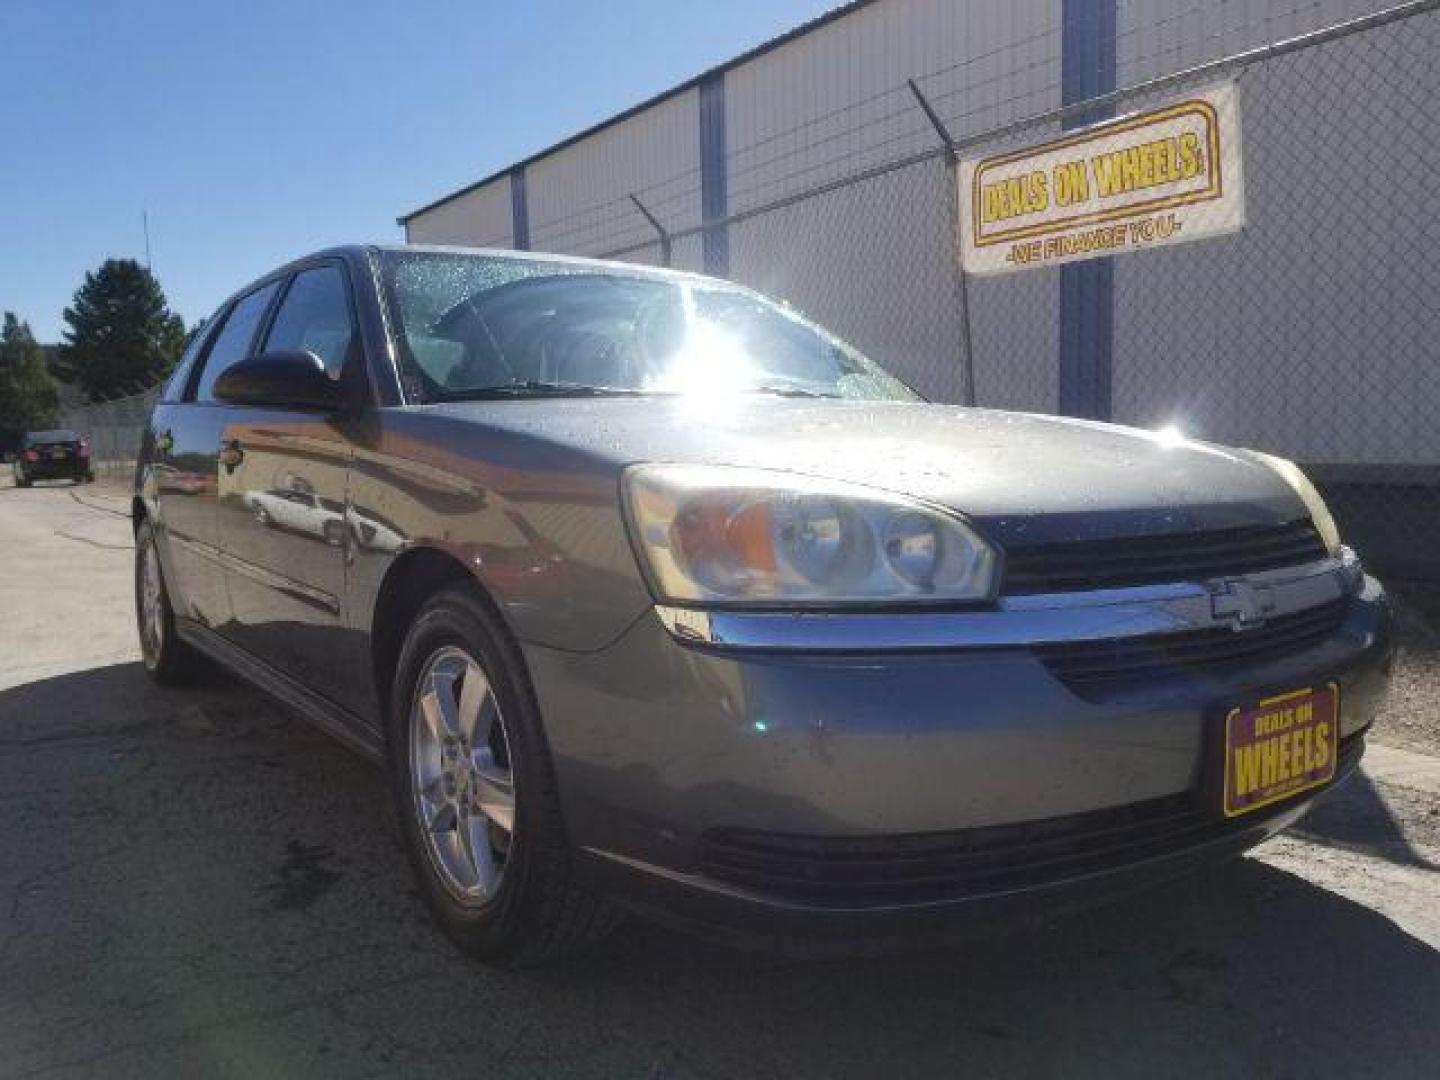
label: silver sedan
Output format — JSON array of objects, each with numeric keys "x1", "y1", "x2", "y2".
[{"x1": 133, "y1": 245, "x2": 1392, "y2": 964}]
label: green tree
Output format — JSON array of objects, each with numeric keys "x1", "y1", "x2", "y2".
[
  {"x1": 60, "y1": 258, "x2": 186, "y2": 400},
  {"x1": 0, "y1": 312, "x2": 60, "y2": 436}
]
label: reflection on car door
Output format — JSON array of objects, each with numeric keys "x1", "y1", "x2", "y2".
[
  {"x1": 151, "y1": 400, "x2": 232, "y2": 628},
  {"x1": 155, "y1": 280, "x2": 282, "y2": 629},
  {"x1": 215, "y1": 263, "x2": 368, "y2": 717}
]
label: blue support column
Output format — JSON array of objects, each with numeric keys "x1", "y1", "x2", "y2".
[
  {"x1": 510, "y1": 166, "x2": 530, "y2": 251},
  {"x1": 1058, "y1": 0, "x2": 1116, "y2": 420},
  {"x1": 699, "y1": 72, "x2": 729, "y2": 276}
]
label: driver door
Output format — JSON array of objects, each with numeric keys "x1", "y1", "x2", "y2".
[
  {"x1": 215, "y1": 262, "x2": 367, "y2": 715},
  {"x1": 153, "y1": 280, "x2": 283, "y2": 630}
]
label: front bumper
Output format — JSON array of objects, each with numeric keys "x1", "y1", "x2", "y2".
[
  {"x1": 525, "y1": 571, "x2": 1392, "y2": 942},
  {"x1": 577, "y1": 742, "x2": 1360, "y2": 951}
]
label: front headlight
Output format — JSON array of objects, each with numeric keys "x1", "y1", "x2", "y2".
[
  {"x1": 623, "y1": 464, "x2": 999, "y2": 606},
  {"x1": 1252, "y1": 451, "x2": 1341, "y2": 556}
]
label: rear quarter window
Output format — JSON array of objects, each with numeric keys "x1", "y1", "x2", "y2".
[
  {"x1": 190, "y1": 280, "x2": 282, "y2": 403},
  {"x1": 163, "y1": 319, "x2": 218, "y2": 402}
]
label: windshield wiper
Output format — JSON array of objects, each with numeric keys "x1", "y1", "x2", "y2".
[
  {"x1": 436, "y1": 381, "x2": 657, "y2": 401},
  {"x1": 435, "y1": 380, "x2": 838, "y2": 402},
  {"x1": 745, "y1": 384, "x2": 839, "y2": 399}
]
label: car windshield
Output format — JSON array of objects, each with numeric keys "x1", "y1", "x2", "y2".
[
  {"x1": 379, "y1": 250, "x2": 919, "y2": 404},
  {"x1": 26, "y1": 430, "x2": 77, "y2": 444}
]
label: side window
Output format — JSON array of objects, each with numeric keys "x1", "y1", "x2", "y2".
[
  {"x1": 191, "y1": 281, "x2": 282, "y2": 403},
  {"x1": 162, "y1": 318, "x2": 216, "y2": 402},
  {"x1": 263, "y1": 265, "x2": 356, "y2": 379}
]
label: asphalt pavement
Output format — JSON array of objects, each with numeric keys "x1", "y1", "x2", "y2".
[{"x1": 2, "y1": 480, "x2": 1438, "y2": 1079}]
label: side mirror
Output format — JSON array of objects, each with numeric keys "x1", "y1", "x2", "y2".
[{"x1": 212, "y1": 350, "x2": 344, "y2": 411}]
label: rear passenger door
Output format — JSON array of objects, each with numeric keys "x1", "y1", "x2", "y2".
[
  {"x1": 153, "y1": 280, "x2": 282, "y2": 630},
  {"x1": 215, "y1": 262, "x2": 366, "y2": 715}
]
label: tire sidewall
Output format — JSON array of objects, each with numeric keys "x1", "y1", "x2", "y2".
[
  {"x1": 387, "y1": 587, "x2": 554, "y2": 957},
  {"x1": 134, "y1": 520, "x2": 173, "y2": 675}
]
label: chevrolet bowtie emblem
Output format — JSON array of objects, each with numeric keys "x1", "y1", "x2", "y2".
[{"x1": 1208, "y1": 579, "x2": 1277, "y2": 630}]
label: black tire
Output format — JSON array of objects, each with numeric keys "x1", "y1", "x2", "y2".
[
  {"x1": 387, "y1": 583, "x2": 619, "y2": 965},
  {"x1": 135, "y1": 518, "x2": 208, "y2": 685}
]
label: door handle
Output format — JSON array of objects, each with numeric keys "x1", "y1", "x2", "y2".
[{"x1": 219, "y1": 438, "x2": 244, "y2": 471}]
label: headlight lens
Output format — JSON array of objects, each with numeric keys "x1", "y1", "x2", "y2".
[
  {"x1": 624, "y1": 465, "x2": 998, "y2": 605},
  {"x1": 1253, "y1": 451, "x2": 1341, "y2": 556}
]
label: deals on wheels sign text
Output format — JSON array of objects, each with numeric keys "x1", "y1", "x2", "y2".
[{"x1": 959, "y1": 83, "x2": 1245, "y2": 275}]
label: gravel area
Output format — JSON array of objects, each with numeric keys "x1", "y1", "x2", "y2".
[{"x1": 1380, "y1": 581, "x2": 1440, "y2": 758}]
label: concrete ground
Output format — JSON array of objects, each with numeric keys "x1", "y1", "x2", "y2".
[{"x1": 1, "y1": 480, "x2": 1438, "y2": 1079}]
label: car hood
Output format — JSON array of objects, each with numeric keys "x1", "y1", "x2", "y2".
[{"x1": 426, "y1": 398, "x2": 1307, "y2": 546}]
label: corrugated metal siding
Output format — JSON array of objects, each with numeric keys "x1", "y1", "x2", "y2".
[
  {"x1": 403, "y1": 175, "x2": 512, "y2": 247},
  {"x1": 1115, "y1": 0, "x2": 1391, "y2": 82},
  {"x1": 402, "y1": 177, "x2": 511, "y2": 247},
  {"x1": 722, "y1": 0, "x2": 1060, "y2": 405},
  {"x1": 724, "y1": 0, "x2": 1058, "y2": 215},
  {"x1": 525, "y1": 88, "x2": 702, "y2": 258}
]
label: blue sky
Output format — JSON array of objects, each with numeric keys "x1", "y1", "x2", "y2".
[{"x1": 0, "y1": 0, "x2": 835, "y2": 342}]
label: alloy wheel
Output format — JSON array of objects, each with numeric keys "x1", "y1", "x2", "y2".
[{"x1": 409, "y1": 645, "x2": 516, "y2": 903}]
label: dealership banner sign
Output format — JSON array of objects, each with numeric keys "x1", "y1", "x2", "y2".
[{"x1": 959, "y1": 83, "x2": 1245, "y2": 275}]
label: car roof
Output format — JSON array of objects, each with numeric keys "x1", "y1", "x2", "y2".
[
  {"x1": 25, "y1": 429, "x2": 78, "y2": 442},
  {"x1": 366, "y1": 243, "x2": 710, "y2": 281},
  {"x1": 210, "y1": 244, "x2": 726, "y2": 315}
]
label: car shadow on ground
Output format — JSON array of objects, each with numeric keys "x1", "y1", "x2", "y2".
[
  {"x1": 1293, "y1": 766, "x2": 1440, "y2": 873},
  {"x1": 1, "y1": 660, "x2": 1436, "y2": 1078}
]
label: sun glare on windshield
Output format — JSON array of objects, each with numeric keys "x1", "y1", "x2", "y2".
[{"x1": 381, "y1": 251, "x2": 919, "y2": 405}]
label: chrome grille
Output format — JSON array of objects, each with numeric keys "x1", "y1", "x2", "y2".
[
  {"x1": 1036, "y1": 598, "x2": 1348, "y2": 694},
  {"x1": 1003, "y1": 520, "x2": 1328, "y2": 595}
]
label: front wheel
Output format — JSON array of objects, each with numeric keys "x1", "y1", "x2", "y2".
[
  {"x1": 135, "y1": 519, "x2": 207, "y2": 684},
  {"x1": 388, "y1": 584, "x2": 619, "y2": 965}
]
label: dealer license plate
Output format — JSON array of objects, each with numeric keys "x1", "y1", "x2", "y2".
[{"x1": 1222, "y1": 684, "x2": 1340, "y2": 818}]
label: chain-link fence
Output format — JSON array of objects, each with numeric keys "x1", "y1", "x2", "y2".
[
  {"x1": 588, "y1": 0, "x2": 1440, "y2": 587},
  {"x1": 53, "y1": 386, "x2": 161, "y2": 486}
]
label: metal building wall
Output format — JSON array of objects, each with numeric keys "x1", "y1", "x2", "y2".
[
  {"x1": 526, "y1": 88, "x2": 702, "y2": 263},
  {"x1": 722, "y1": 0, "x2": 1061, "y2": 405},
  {"x1": 1115, "y1": 0, "x2": 1387, "y2": 80},
  {"x1": 725, "y1": 0, "x2": 1057, "y2": 209},
  {"x1": 404, "y1": 175, "x2": 512, "y2": 247}
]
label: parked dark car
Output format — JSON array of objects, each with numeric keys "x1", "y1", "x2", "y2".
[
  {"x1": 133, "y1": 245, "x2": 1393, "y2": 965},
  {"x1": 13, "y1": 429, "x2": 93, "y2": 486}
]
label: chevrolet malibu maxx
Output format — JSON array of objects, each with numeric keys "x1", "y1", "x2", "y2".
[{"x1": 133, "y1": 245, "x2": 1392, "y2": 963}]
